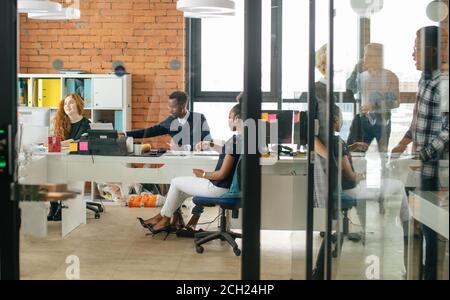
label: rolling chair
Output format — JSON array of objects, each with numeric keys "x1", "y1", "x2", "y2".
[
  {"x1": 86, "y1": 201, "x2": 103, "y2": 219},
  {"x1": 192, "y1": 159, "x2": 242, "y2": 256},
  {"x1": 86, "y1": 182, "x2": 105, "y2": 219}
]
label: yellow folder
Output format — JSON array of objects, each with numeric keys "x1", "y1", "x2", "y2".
[{"x1": 38, "y1": 79, "x2": 61, "y2": 108}]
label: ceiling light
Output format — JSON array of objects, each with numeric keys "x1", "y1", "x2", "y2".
[
  {"x1": 184, "y1": 11, "x2": 235, "y2": 18},
  {"x1": 28, "y1": 7, "x2": 81, "y2": 20},
  {"x1": 177, "y1": 0, "x2": 235, "y2": 14},
  {"x1": 18, "y1": 0, "x2": 62, "y2": 13}
]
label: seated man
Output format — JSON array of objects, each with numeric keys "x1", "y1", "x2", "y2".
[{"x1": 127, "y1": 91, "x2": 212, "y2": 230}]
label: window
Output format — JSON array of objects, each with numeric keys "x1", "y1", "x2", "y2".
[
  {"x1": 201, "y1": 0, "x2": 272, "y2": 92},
  {"x1": 189, "y1": 0, "x2": 276, "y2": 103},
  {"x1": 282, "y1": 0, "x2": 358, "y2": 99},
  {"x1": 371, "y1": 0, "x2": 437, "y2": 92}
]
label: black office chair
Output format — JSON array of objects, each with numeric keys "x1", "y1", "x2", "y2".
[
  {"x1": 86, "y1": 201, "x2": 103, "y2": 219},
  {"x1": 191, "y1": 159, "x2": 242, "y2": 256}
]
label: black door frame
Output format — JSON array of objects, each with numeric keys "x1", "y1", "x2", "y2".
[
  {"x1": 241, "y1": 0, "x2": 262, "y2": 280},
  {"x1": 0, "y1": 0, "x2": 20, "y2": 280}
]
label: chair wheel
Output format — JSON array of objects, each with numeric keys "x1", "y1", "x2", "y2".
[
  {"x1": 95, "y1": 213, "x2": 101, "y2": 219},
  {"x1": 233, "y1": 248, "x2": 241, "y2": 256},
  {"x1": 98, "y1": 207, "x2": 104, "y2": 213},
  {"x1": 320, "y1": 232, "x2": 325, "y2": 238},
  {"x1": 196, "y1": 245, "x2": 204, "y2": 254}
]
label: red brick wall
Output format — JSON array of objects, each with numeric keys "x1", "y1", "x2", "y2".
[{"x1": 19, "y1": 0, "x2": 185, "y2": 148}]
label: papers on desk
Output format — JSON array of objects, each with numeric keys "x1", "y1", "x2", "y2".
[
  {"x1": 165, "y1": 150, "x2": 191, "y2": 156},
  {"x1": 192, "y1": 151, "x2": 219, "y2": 157},
  {"x1": 165, "y1": 151, "x2": 219, "y2": 157},
  {"x1": 90, "y1": 123, "x2": 113, "y2": 130}
]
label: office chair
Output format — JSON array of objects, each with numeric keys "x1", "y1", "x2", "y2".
[
  {"x1": 319, "y1": 194, "x2": 364, "y2": 257},
  {"x1": 192, "y1": 159, "x2": 242, "y2": 256},
  {"x1": 86, "y1": 182, "x2": 104, "y2": 219},
  {"x1": 86, "y1": 201, "x2": 103, "y2": 219}
]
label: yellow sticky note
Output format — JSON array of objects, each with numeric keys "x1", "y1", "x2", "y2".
[
  {"x1": 69, "y1": 143, "x2": 78, "y2": 152},
  {"x1": 262, "y1": 113, "x2": 269, "y2": 122}
]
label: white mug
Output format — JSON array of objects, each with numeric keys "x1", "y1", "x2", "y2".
[
  {"x1": 134, "y1": 144, "x2": 143, "y2": 155},
  {"x1": 126, "y1": 137, "x2": 134, "y2": 153}
]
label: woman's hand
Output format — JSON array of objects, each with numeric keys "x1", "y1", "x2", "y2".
[
  {"x1": 195, "y1": 141, "x2": 210, "y2": 152},
  {"x1": 355, "y1": 172, "x2": 366, "y2": 183},
  {"x1": 349, "y1": 142, "x2": 369, "y2": 152},
  {"x1": 193, "y1": 169, "x2": 206, "y2": 178}
]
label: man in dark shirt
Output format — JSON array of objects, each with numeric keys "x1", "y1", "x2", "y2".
[
  {"x1": 127, "y1": 91, "x2": 212, "y2": 230},
  {"x1": 126, "y1": 91, "x2": 211, "y2": 150}
]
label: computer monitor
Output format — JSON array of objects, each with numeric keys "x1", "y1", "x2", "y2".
[
  {"x1": 294, "y1": 111, "x2": 308, "y2": 147},
  {"x1": 18, "y1": 107, "x2": 51, "y2": 127},
  {"x1": 261, "y1": 110, "x2": 308, "y2": 149},
  {"x1": 261, "y1": 110, "x2": 294, "y2": 145}
]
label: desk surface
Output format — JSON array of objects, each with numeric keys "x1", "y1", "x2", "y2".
[
  {"x1": 38, "y1": 151, "x2": 307, "y2": 165},
  {"x1": 410, "y1": 191, "x2": 449, "y2": 239}
]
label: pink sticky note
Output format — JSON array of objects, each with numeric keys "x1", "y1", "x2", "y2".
[
  {"x1": 269, "y1": 114, "x2": 277, "y2": 123},
  {"x1": 79, "y1": 142, "x2": 89, "y2": 151}
]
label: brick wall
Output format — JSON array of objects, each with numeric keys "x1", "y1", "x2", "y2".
[{"x1": 19, "y1": 0, "x2": 185, "y2": 148}]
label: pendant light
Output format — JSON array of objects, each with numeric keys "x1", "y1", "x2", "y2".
[
  {"x1": 28, "y1": 7, "x2": 81, "y2": 20},
  {"x1": 184, "y1": 11, "x2": 235, "y2": 18},
  {"x1": 18, "y1": 0, "x2": 62, "y2": 13},
  {"x1": 177, "y1": 0, "x2": 235, "y2": 15}
]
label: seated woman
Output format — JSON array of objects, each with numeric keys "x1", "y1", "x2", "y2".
[
  {"x1": 54, "y1": 93, "x2": 91, "y2": 147},
  {"x1": 318, "y1": 107, "x2": 409, "y2": 224},
  {"x1": 48, "y1": 93, "x2": 91, "y2": 221},
  {"x1": 139, "y1": 102, "x2": 242, "y2": 234}
]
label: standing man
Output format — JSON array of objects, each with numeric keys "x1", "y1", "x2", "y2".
[
  {"x1": 347, "y1": 43, "x2": 400, "y2": 153},
  {"x1": 127, "y1": 91, "x2": 212, "y2": 230},
  {"x1": 392, "y1": 26, "x2": 449, "y2": 280}
]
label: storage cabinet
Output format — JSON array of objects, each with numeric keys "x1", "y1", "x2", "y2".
[
  {"x1": 18, "y1": 74, "x2": 132, "y2": 132},
  {"x1": 92, "y1": 78, "x2": 123, "y2": 109}
]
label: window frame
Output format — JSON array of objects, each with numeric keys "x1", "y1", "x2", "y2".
[{"x1": 187, "y1": 0, "x2": 282, "y2": 106}]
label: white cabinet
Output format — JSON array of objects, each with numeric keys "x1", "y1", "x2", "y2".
[
  {"x1": 18, "y1": 74, "x2": 132, "y2": 132},
  {"x1": 92, "y1": 78, "x2": 123, "y2": 109}
]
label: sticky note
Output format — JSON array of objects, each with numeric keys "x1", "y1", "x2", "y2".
[
  {"x1": 294, "y1": 113, "x2": 300, "y2": 123},
  {"x1": 269, "y1": 114, "x2": 277, "y2": 123},
  {"x1": 69, "y1": 143, "x2": 78, "y2": 152},
  {"x1": 262, "y1": 113, "x2": 269, "y2": 122},
  {"x1": 79, "y1": 142, "x2": 88, "y2": 151}
]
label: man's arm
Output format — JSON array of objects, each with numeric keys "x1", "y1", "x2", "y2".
[
  {"x1": 126, "y1": 118, "x2": 171, "y2": 139},
  {"x1": 420, "y1": 113, "x2": 449, "y2": 161}
]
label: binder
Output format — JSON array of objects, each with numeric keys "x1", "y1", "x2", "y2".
[
  {"x1": 38, "y1": 79, "x2": 61, "y2": 108},
  {"x1": 27, "y1": 78, "x2": 35, "y2": 107},
  {"x1": 84, "y1": 79, "x2": 92, "y2": 108},
  {"x1": 114, "y1": 111, "x2": 123, "y2": 131}
]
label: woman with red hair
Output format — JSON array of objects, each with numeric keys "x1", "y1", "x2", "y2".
[
  {"x1": 48, "y1": 94, "x2": 90, "y2": 221},
  {"x1": 53, "y1": 93, "x2": 90, "y2": 147}
]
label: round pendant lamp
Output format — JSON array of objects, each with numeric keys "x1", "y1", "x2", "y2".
[
  {"x1": 28, "y1": 7, "x2": 81, "y2": 20},
  {"x1": 350, "y1": 0, "x2": 384, "y2": 17},
  {"x1": 184, "y1": 11, "x2": 235, "y2": 18},
  {"x1": 177, "y1": 0, "x2": 235, "y2": 14},
  {"x1": 18, "y1": 0, "x2": 62, "y2": 13}
]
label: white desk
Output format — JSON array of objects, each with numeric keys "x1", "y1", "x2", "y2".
[
  {"x1": 407, "y1": 191, "x2": 449, "y2": 280},
  {"x1": 19, "y1": 152, "x2": 325, "y2": 236}
]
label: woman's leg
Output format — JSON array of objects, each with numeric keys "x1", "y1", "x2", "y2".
[
  {"x1": 379, "y1": 179, "x2": 410, "y2": 222},
  {"x1": 153, "y1": 177, "x2": 227, "y2": 230}
]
